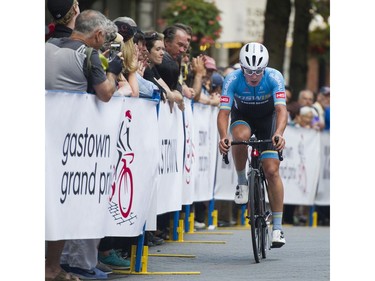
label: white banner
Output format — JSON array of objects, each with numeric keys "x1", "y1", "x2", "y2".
[
  {"x1": 156, "y1": 102, "x2": 184, "y2": 214},
  {"x1": 45, "y1": 92, "x2": 159, "y2": 240},
  {"x1": 314, "y1": 131, "x2": 330, "y2": 205},
  {"x1": 193, "y1": 103, "x2": 218, "y2": 201},
  {"x1": 46, "y1": 92, "x2": 330, "y2": 240},
  {"x1": 213, "y1": 147, "x2": 237, "y2": 200},
  {"x1": 280, "y1": 126, "x2": 320, "y2": 205},
  {"x1": 181, "y1": 98, "x2": 197, "y2": 205}
]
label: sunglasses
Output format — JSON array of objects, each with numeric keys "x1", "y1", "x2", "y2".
[{"x1": 242, "y1": 67, "x2": 264, "y2": 76}]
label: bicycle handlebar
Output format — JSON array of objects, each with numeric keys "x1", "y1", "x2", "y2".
[
  {"x1": 223, "y1": 139, "x2": 230, "y2": 164},
  {"x1": 222, "y1": 137, "x2": 283, "y2": 164}
]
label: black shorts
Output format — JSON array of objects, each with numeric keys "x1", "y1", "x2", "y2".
[{"x1": 229, "y1": 107, "x2": 278, "y2": 159}]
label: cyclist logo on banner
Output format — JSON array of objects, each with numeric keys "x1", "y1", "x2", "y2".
[
  {"x1": 109, "y1": 110, "x2": 137, "y2": 225},
  {"x1": 184, "y1": 119, "x2": 195, "y2": 184}
]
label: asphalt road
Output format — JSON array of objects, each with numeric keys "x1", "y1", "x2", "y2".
[{"x1": 106, "y1": 225, "x2": 330, "y2": 281}]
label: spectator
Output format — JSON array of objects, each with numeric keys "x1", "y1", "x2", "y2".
[
  {"x1": 297, "y1": 89, "x2": 314, "y2": 107},
  {"x1": 113, "y1": 16, "x2": 146, "y2": 59},
  {"x1": 210, "y1": 72, "x2": 224, "y2": 95},
  {"x1": 113, "y1": 20, "x2": 140, "y2": 97},
  {"x1": 114, "y1": 16, "x2": 161, "y2": 100},
  {"x1": 144, "y1": 31, "x2": 190, "y2": 111},
  {"x1": 207, "y1": 72, "x2": 223, "y2": 106},
  {"x1": 155, "y1": 24, "x2": 189, "y2": 110},
  {"x1": 181, "y1": 52, "x2": 205, "y2": 102},
  {"x1": 294, "y1": 106, "x2": 315, "y2": 128},
  {"x1": 195, "y1": 55, "x2": 220, "y2": 106},
  {"x1": 46, "y1": 0, "x2": 80, "y2": 41},
  {"x1": 45, "y1": 9, "x2": 123, "y2": 280},
  {"x1": 313, "y1": 86, "x2": 330, "y2": 131},
  {"x1": 297, "y1": 89, "x2": 321, "y2": 130},
  {"x1": 202, "y1": 55, "x2": 217, "y2": 89},
  {"x1": 285, "y1": 86, "x2": 301, "y2": 125}
]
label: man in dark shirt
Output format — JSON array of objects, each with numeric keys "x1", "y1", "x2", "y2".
[{"x1": 155, "y1": 25, "x2": 189, "y2": 101}]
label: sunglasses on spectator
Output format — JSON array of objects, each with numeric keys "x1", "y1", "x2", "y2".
[{"x1": 242, "y1": 67, "x2": 264, "y2": 76}]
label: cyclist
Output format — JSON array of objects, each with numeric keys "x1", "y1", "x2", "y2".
[{"x1": 217, "y1": 42, "x2": 287, "y2": 248}]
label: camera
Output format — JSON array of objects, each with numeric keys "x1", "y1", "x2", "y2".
[{"x1": 108, "y1": 42, "x2": 121, "y2": 61}]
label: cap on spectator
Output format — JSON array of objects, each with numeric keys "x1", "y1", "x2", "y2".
[
  {"x1": 319, "y1": 86, "x2": 330, "y2": 95},
  {"x1": 204, "y1": 56, "x2": 217, "y2": 71},
  {"x1": 233, "y1": 63, "x2": 241, "y2": 69},
  {"x1": 114, "y1": 21, "x2": 136, "y2": 43},
  {"x1": 211, "y1": 73, "x2": 224, "y2": 88},
  {"x1": 113, "y1": 16, "x2": 144, "y2": 36},
  {"x1": 47, "y1": 0, "x2": 74, "y2": 20}
]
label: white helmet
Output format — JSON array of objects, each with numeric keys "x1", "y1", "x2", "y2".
[{"x1": 239, "y1": 42, "x2": 269, "y2": 70}]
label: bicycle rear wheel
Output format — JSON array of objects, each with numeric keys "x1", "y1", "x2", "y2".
[{"x1": 248, "y1": 170, "x2": 261, "y2": 263}]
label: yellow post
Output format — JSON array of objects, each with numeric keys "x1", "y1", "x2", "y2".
[
  {"x1": 237, "y1": 209, "x2": 242, "y2": 225},
  {"x1": 178, "y1": 219, "x2": 184, "y2": 241},
  {"x1": 312, "y1": 211, "x2": 318, "y2": 228},
  {"x1": 212, "y1": 210, "x2": 218, "y2": 227},
  {"x1": 188, "y1": 212, "x2": 195, "y2": 233},
  {"x1": 141, "y1": 246, "x2": 149, "y2": 273},
  {"x1": 130, "y1": 245, "x2": 137, "y2": 272},
  {"x1": 245, "y1": 209, "x2": 249, "y2": 225}
]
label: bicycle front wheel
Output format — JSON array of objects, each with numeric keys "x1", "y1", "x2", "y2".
[
  {"x1": 258, "y1": 178, "x2": 268, "y2": 259},
  {"x1": 248, "y1": 169, "x2": 261, "y2": 263}
]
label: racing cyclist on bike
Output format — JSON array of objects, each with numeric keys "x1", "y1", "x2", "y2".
[{"x1": 217, "y1": 42, "x2": 287, "y2": 248}]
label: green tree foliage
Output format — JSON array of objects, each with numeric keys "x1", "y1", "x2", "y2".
[{"x1": 160, "y1": 0, "x2": 222, "y2": 54}]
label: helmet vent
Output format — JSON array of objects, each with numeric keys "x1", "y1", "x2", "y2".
[
  {"x1": 251, "y1": 55, "x2": 256, "y2": 66},
  {"x1": 245, "y1": 56, "x2": 251, "y2": 66},
  {"x1": 257, "y1": 57, "x2": 263, "y2": 66}
]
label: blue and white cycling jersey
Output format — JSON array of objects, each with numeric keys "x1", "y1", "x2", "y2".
[{"x1": 219, "y1": 68, "x2": 286, "y2": 119}]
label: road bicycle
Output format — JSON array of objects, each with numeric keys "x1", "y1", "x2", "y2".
[{"x1": 223, "y1": 136, "x2": 283, "y2": 263}]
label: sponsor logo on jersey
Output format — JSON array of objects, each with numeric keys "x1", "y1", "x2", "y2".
[
  {"x1": 220, "y1": 96, "x2": 230, "y2": 103},
  {"x1": 276, "y1": 92, "x2": 285, "y2": 99}
]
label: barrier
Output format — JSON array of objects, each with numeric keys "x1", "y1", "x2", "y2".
[{"x1": 46, "y1": 91, "x2": 330, "y2": 242}]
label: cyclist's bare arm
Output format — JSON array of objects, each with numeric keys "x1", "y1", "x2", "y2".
[
  {"x1": 273, "y1": 104, "x2": 288, "y2": 151},
  {"x1": 217, "y1": 109, "x2": 231, "y2": 155}
]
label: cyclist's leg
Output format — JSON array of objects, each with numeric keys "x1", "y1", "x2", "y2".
[
  {"x1": 262, "y1": 158, "x2": 284, "y2": 218},
  {"x1": 230, "y1": 121, "x2": 251, "y2": 173},
  {"x1": 229, "y1": 110, "x2": 252, "y2": 204},
  {"x1": 256, "y1": 113, "x2": 285, "y2": 247}
]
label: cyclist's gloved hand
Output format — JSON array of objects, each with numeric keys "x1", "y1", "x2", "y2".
[{"x1": 107, "y1": 55, "x2": 123, "y2": 75}]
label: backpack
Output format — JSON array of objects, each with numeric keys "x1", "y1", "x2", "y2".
[{"x1": 85, "y1": 46, "x2": 94, "y2": 93}]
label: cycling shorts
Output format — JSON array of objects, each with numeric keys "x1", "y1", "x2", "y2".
[{"x1": 229, "y1": 107, "x2": 279, "y2": 160}]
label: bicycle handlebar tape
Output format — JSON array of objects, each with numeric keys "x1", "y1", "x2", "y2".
[
  {"x1": 107, "y1": 55, "x2": 123, "y2": 76},
  {"x1": 274, "y1": 136, "x2": 284, "y2": 161},
  {"x1": 223, "y1": 139, "x2": 229, "y2": 164}
]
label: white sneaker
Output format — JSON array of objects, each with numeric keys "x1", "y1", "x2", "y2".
[
  {"x1": 194, "y1": 221, "x2": 206, "y2": 229},
  {"x1": 234, "y1": 185, "x2": 248, "y2": 204},
  {"x1": 271, "y1": 229, "x2": 286, "y2": 248}
]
